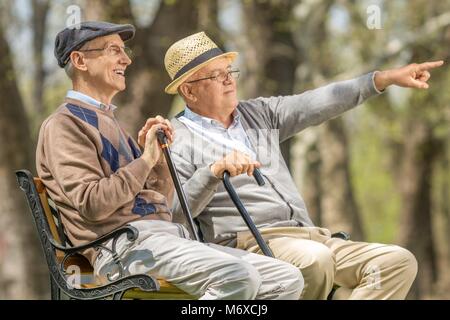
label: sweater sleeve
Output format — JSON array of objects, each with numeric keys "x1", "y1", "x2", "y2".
[
  {"x1": 41, "y1": 115, "x2": 152, "y2": 222},
  {"x1": 170, "y1": 150, "x2": 221, "y2": 222},
  {"x1": 248, "y1": 72, "x2": 382, "y2": 142},
  {"x1": 145, "y1": 159, "x2": 175, "y2": 207}
]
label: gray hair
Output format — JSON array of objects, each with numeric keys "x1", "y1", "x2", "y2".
[
  {"x1": 64, "y1": 61, "x2": 74, "y2": 79},
  {"x1": 64, "y1": 40, "x2": 93, "y2": 80}
]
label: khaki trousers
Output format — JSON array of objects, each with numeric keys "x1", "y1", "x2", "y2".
[
  {"x1": 236, "y1": 226, "x2": 418, "y2": 300},
  {"x1": 93, "y1": 220, "x2": 303, "y2": 300}
]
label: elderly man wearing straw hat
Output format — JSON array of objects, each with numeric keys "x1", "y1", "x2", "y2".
[
  {"x1": 157, "y1": 31, "x2": 444, "y2": 299},
  {"x1": 36, "y1": 22, "x2": 304, "y2": 300}
]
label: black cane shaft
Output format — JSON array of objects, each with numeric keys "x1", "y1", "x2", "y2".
[
  {"x1": 156, "y1": 130, "x2": 200, "y2": 242},
  {"x1": 223, "y1": 171, "x2": 274, "y2": 258},
  {"x1": 253, "y1": 168, "x2": 265, "y2": 186}
]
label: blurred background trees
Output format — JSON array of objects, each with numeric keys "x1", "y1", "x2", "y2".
[{"x1": 0, "y1": 0, "x2": 448, "y2": 299}]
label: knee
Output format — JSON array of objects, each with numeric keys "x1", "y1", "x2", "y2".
[
  {"x1": 301, "y1": 245, "x2": 335, "y2": 283},
  {"x1": 284, "y1": 265, "x2": 304, "y2": 299},
  {"x1": 387, "y1": 246, "x2": 418, "y2": 281},
  {"x1": 222, "y1": 260, "x2": 262, "y2": 300}
]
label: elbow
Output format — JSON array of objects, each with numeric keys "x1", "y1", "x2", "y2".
[
  {"x1": 75, "y1": 191, "x2": 115, "y2": 223},
  {"x1": 78, "y1": 205, "x2": 111, "y2": 223},
  {"x1": 72, "y1": 183, "x2": 120, "y2": 223}
]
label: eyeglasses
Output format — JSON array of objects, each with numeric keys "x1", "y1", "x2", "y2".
[
  {"x1": 79, "y1": 44, "x2": 133, "y2": 59},
  {"x1": 186, "y1": 69, "x2": 240, "y2": 83}
]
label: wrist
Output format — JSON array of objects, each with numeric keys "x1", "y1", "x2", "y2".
[
  {"x1": 141, "y1": 152, "x2": 158, "y2": 168},
  {"x1": 209, "y1": 163, "x2": 220, "y2": 178},
  {"x1": 374, "y1": 70, "x2": 391, "y2": 92}
]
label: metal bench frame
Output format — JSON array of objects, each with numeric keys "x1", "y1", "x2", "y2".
[{"x1": 15, "y1": 169, "x2": 193, "y2": 300}]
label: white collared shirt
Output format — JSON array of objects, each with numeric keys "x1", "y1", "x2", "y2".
[
  {"x1": 66, "y1": 90, "x2": 117, "y2": 112},
  {"x1": 178, "y1": 106, "x2": 256, "y2": 159}
]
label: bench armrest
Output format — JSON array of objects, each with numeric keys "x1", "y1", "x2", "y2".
[
  {"x1": 65, "y1": 273, "x2": 160, "y2": 300},
  {"x1": 48, "y1": 224, "x2": 138, "y2": 254},
  {"x1": 47, "y1": 224, "x2": 141, "y2": 283}
]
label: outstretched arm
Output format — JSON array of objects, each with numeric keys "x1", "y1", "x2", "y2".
[{"x1": 250, "y1": 60, "x2": 444, "y2": 142}]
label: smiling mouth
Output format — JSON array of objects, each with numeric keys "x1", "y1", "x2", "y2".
[{"x1": 114, "y1": 69, "x2": 125, "y2": 77}]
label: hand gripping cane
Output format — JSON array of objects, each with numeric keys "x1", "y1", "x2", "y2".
[{"x1": 156, "y1": 129, "x2": 274, "y2": 257}]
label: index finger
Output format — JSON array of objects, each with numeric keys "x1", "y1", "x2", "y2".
[
  {"x1": 164, "y1": 119, "x2": 174, "y2": 132},
  {"x1": 417, "y1": 60, "x2": 444, "y2": 71},
  {"x1": 155, "y1": 115, "x2": 166, "y2": 123},
  {"x1": 143, "y1": 117, "x2": 158, "y2": 129}
]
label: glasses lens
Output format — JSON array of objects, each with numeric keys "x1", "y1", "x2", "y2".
[
  {"x1": 124, "y1": 47, "x2": 133, "y2": 59},
  {"x1": 106, "y1": 45, "x2": 120, "y2": 56},
  {"x1": 216, "y1": 70, "x2": 240, "y2": 82},
  {"x1": 216, "y1": 72, "x2": 227, "y2": 82},
  {"x1": 231, "y1": 70, "x2": 240, "y2": 79},
  {"x1": 106, "y1": 45, "x2": 133, "y2": 59}
]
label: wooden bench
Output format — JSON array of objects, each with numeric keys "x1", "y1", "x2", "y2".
[{"x1": 15, "y1": 169, "x2": 195, "y2": 300}]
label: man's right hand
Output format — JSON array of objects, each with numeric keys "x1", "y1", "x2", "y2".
[
  {"x1": 140, "y1": 116, "x2": 174, "y2": 168},
  {"x1": 138, "y1": 116, "x2": 173, "y2": 148},
  {"x1": 210, "y1": 150, "x2": 261, "y2": 178}
]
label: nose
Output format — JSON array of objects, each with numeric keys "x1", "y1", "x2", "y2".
[
  {"x1": 223, "y1": 72, "x2": 234, "y2": 84},
  {"x1": 120, "y1": 52, "x2": 132, "y2": 66}
]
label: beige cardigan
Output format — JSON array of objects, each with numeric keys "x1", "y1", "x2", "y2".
[{"x1": 36, "y1": 97, "x2": 173, "y2": 264}]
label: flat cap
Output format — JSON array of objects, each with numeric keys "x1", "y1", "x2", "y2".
[{"x1": 54, "y1": 21, "x2": 135, "y2": 68}]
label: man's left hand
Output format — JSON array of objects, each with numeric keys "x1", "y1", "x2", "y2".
[{"x1": 374, "y1": 60, "x2": 444, "y2": 91}]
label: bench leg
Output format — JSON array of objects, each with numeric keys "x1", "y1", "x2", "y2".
[
  {"x1": 112, "y1": 291, "x2": 125, "y2": 300},
  {"x1": 50, "y1": 276, "x2": 61, "y2": 300},
  {"x1": 327, "y1": 285, "x2": 339, "y2": 300}
]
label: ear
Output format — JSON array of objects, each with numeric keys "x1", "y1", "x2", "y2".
[
  {"x1": 70, "y1": 51, "x2": 88, "y2": 72},
  {"x1": 179, "y1": 83, "x2": 197, "y2": 102}
]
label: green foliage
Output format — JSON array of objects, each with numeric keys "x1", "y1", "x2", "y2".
[{"x1": 350, "y1": 106, "x2": 401, "y2": 244}]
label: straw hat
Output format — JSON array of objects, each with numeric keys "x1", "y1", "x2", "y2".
[{"x1": 164, "y1": 32, "x2": 238, "y2": 94}]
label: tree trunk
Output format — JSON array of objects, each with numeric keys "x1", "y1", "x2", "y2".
[
  {"x1": 31, "y1": 0, "x2": 50, "y2": 122},
  {"x1": 198, "y1": 0, "x2": 220, "y2": 41},
  {"x1": 0, "y1": 23, "x2": 48, "y2": 299},
  {"x1": 292, "y1": 131, "x2": 323, "y2": 226},
  {"x1": 91, "y1": 0, "x2": 199, "y2": 135},
  {"x1": 437, "y1": 142, "x2": 450, "y2": 298},
  {"x1": 240, "y1": 0, "x2": 297, "y2": 168},
  {"x1": 319, "y1": 118, "x2": 365, "y2": 240},
  {"x1": 238, "y1": 1, "x2": 271, "y2": 99},
  {"x1": 292, "y1": 0, "x2": 364, "y2": 236},
  {"x1": 398, "y1": 120, "x2": 438, "y2": 299},
  {"x1": 444, "y1": 146, "x2": 450, "y2": 279}
]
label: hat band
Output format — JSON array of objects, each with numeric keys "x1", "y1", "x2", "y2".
[{"x1": 173, "y1": 47, "x2": 224, "y2": 80}]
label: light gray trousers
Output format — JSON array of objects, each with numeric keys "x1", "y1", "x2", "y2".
[{"x1": 93, "y1": 220, "x2": 303, "y2": 300}]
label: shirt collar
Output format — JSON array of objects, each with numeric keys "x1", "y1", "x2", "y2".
[
  {"x1": 66, "y1": 90, "x2": 117, "y2": 111},
  {"x1": 183, "y1": 105, "x2": 240, "y2": 129}
]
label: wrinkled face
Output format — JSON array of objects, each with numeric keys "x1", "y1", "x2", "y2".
[
  {"x1": 185, "y1": 57, "x2": 238, "y2": 114},
  {"x1": 81, "y1": 34, "x2": 132, "y2": 93}
]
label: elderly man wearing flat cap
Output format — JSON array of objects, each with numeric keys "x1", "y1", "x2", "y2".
[
  {"x1": 159, "y1": 31, "x2": 444, "y2": 299},
  {"x1": 36, "y1": 22, "x2": 305, "y2": 300}
]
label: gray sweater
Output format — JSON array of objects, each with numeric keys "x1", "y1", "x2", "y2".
[{"x1": 170, "y1": 72, "x2": 381, "y2": 246}]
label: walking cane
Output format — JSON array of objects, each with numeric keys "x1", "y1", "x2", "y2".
[
  {"x1": 222, "y1": 170, "x2": 274, "y2": 258},
  {"x1": 156, "y1": 129, "x2": 274, "y2": 257},
  {"x1": 156, "y1": 129, "x2": 200, "y2": 241}
]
